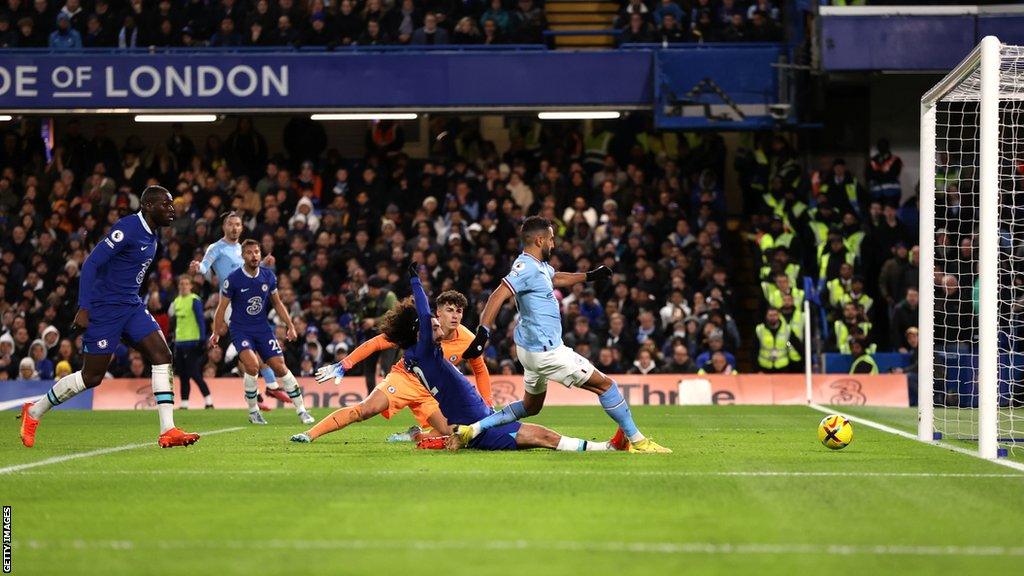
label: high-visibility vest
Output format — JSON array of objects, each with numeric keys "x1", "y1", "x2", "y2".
[
  {"x1": 583, "y1": 131, "x2": 613, "y2": 170},
  {"x1": 834, "y1": 320, "x2": 875, "y2": 354},
  {"x1": 762, "y1": 284, "x2": 805, "y2": 310},
  {"x1": 750, "y1": 148, "x2": 770, "y2": 192},
  {"x1": 171, "y1": 293, "x2": 202, "y2": 343},
  {"x1": 756, "y1": 320, "x2": 792, "y2": 370},
  {"x1": 818, "y1": 250, "x2": 856, "y2": 280},
  {"x1": 807, "y1": 220, "x2": 830, "y2": 248},
  {"x1": 935, "y1": 165, "x2": 960, "y2": 193},
  {"x1": 782, "y1": 309, "x2": 804, "y2": 362},
  {"x1": 759, "y1": 263, "x2": 801, "y2": 286},
  {"x1": 850, "y1": 354, "x2": 879, "y2": 374},
  {"x1": 637, "y1": 132, "x2": 679, "y2": 160},
  {"x1": 840, "y1": 291, "x2": 874, "y2": 315},
  {"x1": 826, "y1": 277, "x2": 850, "y2": 309},
  {"x1": 819, "y1": 178, "x2": 861, "y2": 209},
  {"x1": 844, "y1": 230, "x2": 865, "y2": 257}
]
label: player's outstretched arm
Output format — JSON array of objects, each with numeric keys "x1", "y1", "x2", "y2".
[
  {"x1": 552, "y1": 266, "x2": 611, "y2": 288},
  {"x1": 409, "y1": 268, "x2": 435, "y2": 355}
]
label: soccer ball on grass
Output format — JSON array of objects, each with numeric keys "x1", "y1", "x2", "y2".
[{"x1": 817, "y1": 415, "x2": 853, "y2": 450}]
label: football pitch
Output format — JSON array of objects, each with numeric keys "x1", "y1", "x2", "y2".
[{"x1": 2, "y1": 405, "x2": 1023, "y2": 575}]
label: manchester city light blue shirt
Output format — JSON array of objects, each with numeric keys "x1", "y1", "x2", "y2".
[
  {"x1": 199, "y1": 239, "x2": 243, "y2": 290},
  {"x1": 502, "y1": 252, "x2": 562, "y2": 353}
]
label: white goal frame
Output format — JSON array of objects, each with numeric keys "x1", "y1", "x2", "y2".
[{"x1": 919, "y1": 35, "x2": 1001, "y2": 459}]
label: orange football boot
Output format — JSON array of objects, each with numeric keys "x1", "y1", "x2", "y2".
[
  {"x1": 19, "y1": 402, "x2": 39, "y2": 448},
  {"x1": 158, "y1": 427, "x2": 201, "y2": 448}
]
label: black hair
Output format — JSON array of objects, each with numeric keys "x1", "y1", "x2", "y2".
[{"x1": 520, "y1": 215, "x2": 551, "y2": 243}]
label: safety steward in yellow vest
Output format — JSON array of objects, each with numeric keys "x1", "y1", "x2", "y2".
[
  {"x1": 818, "y1": 231, "x2": 856, "y2": 281},
  {"x1": 759, "y1": 246, "x2": 802, "y2": 287},
  {"x1": 779, "y1": 294, "x2": 804, "y2": 364},
  {"x1": 818, "y1": 158, "x2": 866, "y2": 219},
  {"x1": 755, "y1": 307, "x2": 796, "y2": 374},
  {"x1": 762, "y1": 271, "x2": 806, "y2": 311},
  {"x1": 838, "y1": 276, "x2": 873, "y2": 316},
  {"x1": 825, "y1": 262, "x2": 855, "y2": 313},
  {"x1": 849, "y1": 336, "x2": 879, "y2": 375},
  {"x1": 833, "y1": 302, "x2": 875, "y2": 354}
]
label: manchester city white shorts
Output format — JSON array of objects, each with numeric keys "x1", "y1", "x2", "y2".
[{"x1": 516, "y1": 344, "x2": 596, "y2": 395}]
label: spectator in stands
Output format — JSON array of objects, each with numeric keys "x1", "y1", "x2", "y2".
[
  {"x1": 698, "y1": 351, "x2": 737, "y2": 375},
  {"x1": 746, "y1": 10, "x2": 780, "y2": 42},
  {"x1": 892, "y1": 327, "x2": 918, "y2": 405},
  {"x1": 511, "y1": 0, "x2": 545, "y2": 43},
  {"x1": 655, "y1": 13, "x2": 686, "y2": 44},
  {"x1": 15, "y1": 16, "x2": 45, "y2": 47},
  {"x1": 595, "y1": 346, "x2": 623, "y2": 374},
  {"x1": 629, "y1": 348, "x2": 659, "y2": 375},
  {"x1": 480, "y1": 0, "x2": 510, "y2": 34},
  {"x1": 480, "y1": 17, "x2": 503, "y2": 45},
  {"x1": 653, "y1": 0, "x2": 684, "y2": 27},
  {"x1": 663, "y1": 343, "x2": 697, "y2": 374},
  {"x1": 269, "y1": 14, "x2": 299, "y2": 46},
  {"x1": 866, "y1": 138, "x2": 903, "y2": 204},
  {"x1": 411, "y1": 12, "x2": 449, "y2": 45},
  {"x1": 48, "y1": 12, "x2": 80, "y2": 48},
  {"x1": 620, "y1": 12, "x2": 654, "y2": 45},
  {"x1": 356, "y1": 18, "x2": 391, "y2": 45},
  {"x1": 210, "y1": 17, "x2": 242, "y2": 46},
  {"x1": 17, "y1": 356, "x2": 37, "y2": 380},
  {"x1": 452, "y1": 17, "x2": 481, "y2": 44},
  {"x1": 849, "y1": 336, "x2": 878, "y2": 375},
  {"x1": 719, "y1": 13, "x2": 745, "y2": 42}
]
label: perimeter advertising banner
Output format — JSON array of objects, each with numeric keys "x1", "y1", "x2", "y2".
[{"x1": 78, "y1": 374, "x2": 908, "y2": 410}]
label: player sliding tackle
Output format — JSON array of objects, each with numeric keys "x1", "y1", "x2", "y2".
[
  {"x1": 210, "y1": 239, "x2": 314, "y2": 425},
  {"x1": 297, "y1": 265, "x2": 613, "y2": 451},
  {"x1": 290, "y1": 289, "x2": 491, "y2": 444},
  {"x1": 20, "y1": 186, "x2": 199, "y2": 448},
  {"x1": 451, "y1": 216, "x2": 670, "y2": 453}
]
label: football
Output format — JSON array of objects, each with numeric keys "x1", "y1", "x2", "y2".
[{"x1": 818, "y1": 415, "x2": 854, "y2": 450}]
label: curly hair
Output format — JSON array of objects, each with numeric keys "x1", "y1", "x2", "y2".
[
  {"x1": 378, "y1": 297, "x2": 420, "y2": 349},
  {"x1": 435, "y1": 290, "x2": 467, "y2": 310}
]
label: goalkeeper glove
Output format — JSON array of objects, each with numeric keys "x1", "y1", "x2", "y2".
[
  {"x1": 314, "y1": 362, "x2": 346, "y2": 385},
  {"x1": 585, "y1": 266, "x2": 612, "y2": 283},
  {"x1": 463, "y1": 325, "x2": 490, "y2": 359}
]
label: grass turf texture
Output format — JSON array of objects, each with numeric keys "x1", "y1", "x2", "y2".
[{"x1": 2, "y1": 405, "x2": 1023, "y2": 575}]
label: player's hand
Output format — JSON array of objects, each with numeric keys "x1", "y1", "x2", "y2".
[
  {"x1": 207, "y1": 333, "x2": 220, "y2": 350},
  {"x1": 314, "y1": 362, "x2": 346, "y2": 385},
  {"x1": 262, "y1": 255, "x2": 276, "y2": 268},
  {"x1": 585, "y1": 266, "x2": 612, "y2": 283},
  {"x1": 462, "y1": 325, "x2": 490, "y2": 359},
  {"x1": 285, "y1": 325, "x2": 298, "y2": 341},
  {"x1": 69, "y1": 309, "x2": 89, "y2": 337},
  {"x1": 188, "y1": 260, "x2": 201, "y2": 275},
  {"x1": 408, "y1": 262, "x2": 422, "y2": 278}
]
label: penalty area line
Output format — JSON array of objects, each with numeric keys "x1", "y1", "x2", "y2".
[
  {"x1": 808, "y1": 404, "x2": 1024, "y2": 473},
  {"x1": 0, "y1": 427, "x2": 244, "y2": 475}
]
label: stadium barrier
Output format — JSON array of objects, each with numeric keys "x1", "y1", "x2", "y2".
[{"x1": 1, "y1": 373, "x2": 909, "y2": 410}]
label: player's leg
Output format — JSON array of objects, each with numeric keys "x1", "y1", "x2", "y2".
[
  {"x1": 260, "y1": 360, "x2": 290, "y2": 403},
  {"x1": 20, "y1": 352, "x2": 111, "y2": 447},
  {"x1": 292, "y1": 388, "x2": 389, "y2": 442},
  {"x1": 515, "y1": 423, "x2": 616, "y2": 452},
  {"x1": 174, "y1": 348, "x2": 191, "y2": 409},
  {"x1": 187, "y1": 347, "x2": 213, "y2": 408},
  {"x1": 581, "y1": 369, "x2": 671, "y2": 454},
  {"x1": 134, "y1": 330, "x2": 201, "y2": 447},
  {"x1": 452, "y1": 350, "x2": 548, "y2": 446},
  {"x1": 265, "y1": 354, "x2": 314, "y2": 424},
  {"x1": 236, "y1": 348, "x2": 266, "y2": 424}
]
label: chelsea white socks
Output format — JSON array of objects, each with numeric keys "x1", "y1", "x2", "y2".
[
  {"x1": 29, "y1": 371, "x2": 86, "y2": 419},
  {"x1": 556, "y1": 436, "x2": 613, "y2": 452},
  {"x1": 279, "y1": 371, "x2": 307, "y2": 413},
  {"x1": 152, "y1": 364, "x2": 176, "y2": 433},
  {"x1": 243, "y1": 372, "x2": 260, "y2": 413}
]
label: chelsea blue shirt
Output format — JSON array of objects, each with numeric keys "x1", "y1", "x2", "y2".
[
  {"x1": 221, "y1": 265, "x2": 278, "y2": 332},
  {"x1": 403, "y1": 276, "x2": 492, "y2": 425},
  {"x1": 502, "y1": 252, "x2": 562, "y2": 352},
  {"x1": 199, "y1": 239, "x2": 244, "y2": 290},
  {"x1": 78, "y1": 213, "x2": 157, "y2": 310}
]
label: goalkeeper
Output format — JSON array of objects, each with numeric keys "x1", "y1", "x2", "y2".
[{"x1": 293, "y1": 266, "x2": 616, "y2": 452}]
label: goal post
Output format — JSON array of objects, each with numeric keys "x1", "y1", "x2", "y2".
[{"x1": 919, "y1": 36, "x2": 1023, "y2": 459}]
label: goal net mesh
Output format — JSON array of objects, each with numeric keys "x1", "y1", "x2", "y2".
[{"x1": 931, "y1": 44, "x2": 1024, "y2": 457}]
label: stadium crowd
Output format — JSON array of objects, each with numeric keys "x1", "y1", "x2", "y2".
[
  {"x1": 0, "y1": 114, "x2": 738, "y2": 383},
  {"x1": 616, "y1": 0, "x2": 784, "y2": 45},
  {"x1": 0, "y1": 0, "x2": 548, "y2": 48}
]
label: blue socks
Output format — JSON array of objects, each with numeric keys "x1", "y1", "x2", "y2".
[
  {"x1": 474, "y1": 401, "x2": 528, "y2": 435},
  {"x1": 260, "y1": 366, "x2": 277, "y2": 387},
  {"x1": 600, "y1": 383, "x2": 644, "y2": 443}
]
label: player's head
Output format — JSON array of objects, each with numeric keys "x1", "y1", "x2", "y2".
[
  {"x1": 241, "y1": 238, "x2": 261, "y2": 270},
  {"x1": 435, "y1": 290, "x2": 467, "y2": 335},
  {"x1": 140, "y1": 185, "x2": 175, "y2": 227},
  {"x1": 379, "y1": 297, "x2": 421, "y2": 349},
  {"x1": 222, "y1": 211, "x2": 243, "y2": 242},
  {"x1": 520, "y1": 216, "x2": 554, "y2": 261}
]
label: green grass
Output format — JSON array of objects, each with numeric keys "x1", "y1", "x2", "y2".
[{"x1": 2, "y1": 405, "x2": 1024, "y2": 575}]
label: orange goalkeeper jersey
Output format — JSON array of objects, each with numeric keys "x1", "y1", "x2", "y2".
[{"x1": 340, "y1": 325, "x2": 492, "y2": 406}]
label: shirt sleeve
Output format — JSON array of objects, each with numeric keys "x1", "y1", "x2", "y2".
[
  {"x1": 502, "y1": 261, "x2": 529, "y2": 294},
  {"x1": 267, "y1": 269, "x2": 278, "y2": 294},
  {"x1": 221, "y1": 274, "x2": 235, "y2": 299},
  {"x1": 411, "y1": 276, "x2": 435, "y2": 357},
  {"x1": 468, "y1": 356, "x2": 492, "y2": 407},
  {"x1": 78, "y1": 223, "x2": 128, "y2": 311},
  {"x1": 193, "y1": 297, "x2": 207, "y2": 342},
  {"x1": 341, "y1": 334, "x2": 396, "y2": 370},
  {"x1": 198, "y1": 243, "x2": 218, "y2": 276}
]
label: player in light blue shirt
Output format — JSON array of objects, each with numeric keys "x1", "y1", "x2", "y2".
[
  {"x1": 452, "y1": 216, "x2": 671, "y2": 453},
  {"x1": 189, "y1": 212, "x2": 289, "y2": 407}
]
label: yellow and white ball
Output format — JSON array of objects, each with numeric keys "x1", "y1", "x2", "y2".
[{"x1": 817, "y1": 415, "x2": 854, "y2": 450}]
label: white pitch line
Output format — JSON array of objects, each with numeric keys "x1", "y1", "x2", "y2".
[
  {"x1": 0, "y1": 427, "x2": 244, "y2": 475},
  {"x1": 15, "y1": 538, "x2": 1024, "y2": 557},
  {"x1": 7, "y1": 469, "x2": 1023, "y2": 479},
  {"x1": 809, "y1": 404, "x2": 1024, "y2": 473}
]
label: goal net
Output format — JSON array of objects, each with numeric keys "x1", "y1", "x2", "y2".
[{"x1": 920, "y1": 36, "x2": 1024, "y2": 460}]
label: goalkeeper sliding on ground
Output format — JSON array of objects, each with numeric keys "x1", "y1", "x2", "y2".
[{"x1": 292, "y1": 265, "x2": 618, "y2": 451}]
